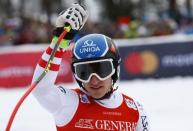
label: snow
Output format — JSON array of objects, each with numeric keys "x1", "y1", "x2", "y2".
[{"x1": 1, "y1": 77, "x2": 193, "y2": 131}]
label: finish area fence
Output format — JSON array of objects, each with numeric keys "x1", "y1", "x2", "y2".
[
  {"x1": 116, "y1": 34, "x2": 193, "y2": 80},
  {"x1": 1, "y1": 34, "x2": 193, "y2": 87}
]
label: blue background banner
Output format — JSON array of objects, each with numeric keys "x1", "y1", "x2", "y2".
[{"x1": 119, "y1": 41, "x2": 193, "y2": 80}]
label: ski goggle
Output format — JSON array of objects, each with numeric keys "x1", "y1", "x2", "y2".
[{"x1": 73, "y1": 59, "x2": 115, "y2": 83}]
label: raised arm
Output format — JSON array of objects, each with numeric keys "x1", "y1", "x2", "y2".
[{"x1": 32, "y1": 3, "x2": 88, "y2": 114}]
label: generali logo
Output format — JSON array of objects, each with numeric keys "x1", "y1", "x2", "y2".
[
  {"x1": 75, "y1": 119, "x2": 137, "y2": 130},
  {"x1": 75, "y1": 119, "x2": 94, "y2": 129}
]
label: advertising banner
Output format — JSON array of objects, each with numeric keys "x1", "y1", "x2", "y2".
[
  {"x1": 0, "y1": 50, "x2": 73, "y2": 88},
  {"x1": 119, "y1": 41, "x2": 193, "y2": 80}
]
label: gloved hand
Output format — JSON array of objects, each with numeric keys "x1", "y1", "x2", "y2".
[
  {"x1": 52, "y1": 3, "x2": 88, "y2": 49},
  {"x1": 56, "y1": 3, "x2": 88, "y2": 30}
]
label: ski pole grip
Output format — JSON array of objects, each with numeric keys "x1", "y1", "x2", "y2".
[{"x1": 57, "y1": 25, "x2": 71, "y2": 44}]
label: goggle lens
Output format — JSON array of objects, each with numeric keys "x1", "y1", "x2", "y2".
[{"x1": 74, "y1": 59, "x2": 115, "y2": 83}]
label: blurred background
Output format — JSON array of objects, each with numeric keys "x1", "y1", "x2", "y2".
[
  {"x1": 1, "y1": 0, "x2": 193, "y2": 131},
  {"x1": 0, "y1": 0, "x2": 193, "y2": 46}
]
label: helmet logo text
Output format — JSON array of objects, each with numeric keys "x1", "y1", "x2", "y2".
[
  {"x1": 80, "y1": 40, "x2": 100, "y2": 54},
  {"x1": 82, "y1": 40, "x2": 96, "y2": 47},
  {"x1": 74, "y1": 35, "x2": 109, "y2": 59}
]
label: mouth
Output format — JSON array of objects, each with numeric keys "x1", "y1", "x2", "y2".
[{"x1": 90, "y1": 86, "x2": 103, "y2": 90}]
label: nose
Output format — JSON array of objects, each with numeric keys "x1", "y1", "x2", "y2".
[{"x1": 89, "y1": 75, "x2": 100, "y2": 85}]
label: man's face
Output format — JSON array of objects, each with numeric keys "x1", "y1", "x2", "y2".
[{"x1": 83, "y1": 75, "x2": 112, "y2": 99}]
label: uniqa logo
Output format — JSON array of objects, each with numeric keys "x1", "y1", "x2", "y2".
[
  {"x1": 82, "y1": 39, "x2": 96, "y2": 47},
  {"x1": 80, "y1": 39, "x2": 100, "y2": 53}
]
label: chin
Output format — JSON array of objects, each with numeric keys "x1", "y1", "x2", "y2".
[{"x1": 91, "y1": 94, "x2": 105, "y2": 99}]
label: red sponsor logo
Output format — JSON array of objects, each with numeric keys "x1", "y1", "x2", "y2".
[
  {"x1": 75, "y1": 119, "x2": 94, "y2": 129},
  {"x1": 75, "y1": 119, "x2": 137, "y2": 130}
]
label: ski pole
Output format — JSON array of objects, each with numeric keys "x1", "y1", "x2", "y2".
[{"x1": 5, "y1": 26, "x2": 71, "y2": 131}]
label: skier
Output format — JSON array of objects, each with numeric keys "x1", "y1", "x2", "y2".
[{"x1": 32, "y1": 3, "x2": 150, "y2": 131}]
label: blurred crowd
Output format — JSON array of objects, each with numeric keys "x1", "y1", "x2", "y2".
[
  {"x1": 0, "y1": 17, "x2": 53, "y2": 46},
  {"x1": 1, "y1": 15, "x2": 193, "y2": 46}
]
